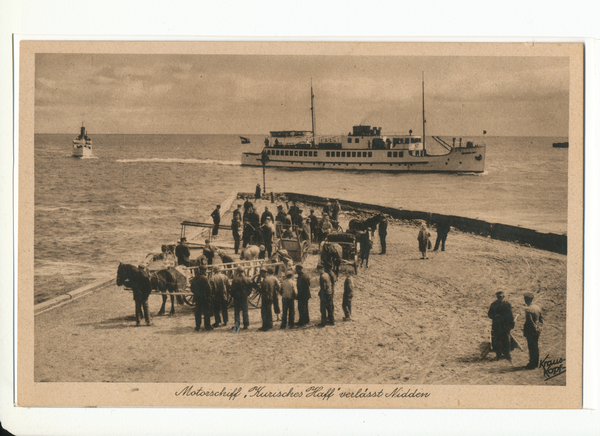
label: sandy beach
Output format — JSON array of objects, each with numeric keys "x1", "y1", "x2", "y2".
[{"x1": 34, "y1": 199, "x2": 567, "y2": 386}]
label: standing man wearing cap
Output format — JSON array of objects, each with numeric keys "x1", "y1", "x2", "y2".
[
  {"x1": 233, "y1": 204, "x2": 243, "y2": 221},
  {"x1": 230, "y1": 266, "x2": 251, "y2": 331},
  {"x1": 258, "y1": 267, "x2": 278, "y2": 331},
  {"x1": 487, "y1": 291, "x2": 515, "y2": 362},
  {"x1": 261, "y1": 206, "x2": 274, "y2": 226},
  {"x1": 191, "y1": 266, "x2": 213, "y2": 332},
  {"x1": 275, "y1": 205, "x2": 287, "y2": 238},
  {"x1": 175, "y1": 237, "x2": 191, "y2": 267},
  {"x1": 523, "y1": 292, "x2": 544, "y2": 369},
  {"x1": 211, "y1": 205, "x2": 221, "y2": 237},
  {"x1": 342, "y1": 273, "x2": 354, "y2": 321},
  {"x1": 296, "y1": 264, "x2": 311, "y2": 326},
  {"x1": 280, "y1": 270, "x2": 297, "y2": 329},
  {"x1": 231, "y1": 215, "x2": 243, "y2": 254},
  {"x1": 317, "y1": 264, "x2": 335, "y2": 326},
  {"x1": 210, "y1": 266, "x2": 230, "y2": 328}
]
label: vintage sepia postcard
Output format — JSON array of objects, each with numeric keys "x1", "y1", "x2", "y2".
[{"x1": 17, "y1": 41, "x2": 584, "y2": 409}]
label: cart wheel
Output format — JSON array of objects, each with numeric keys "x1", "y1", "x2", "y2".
[
  {"x1": 183, "y1": 295, "x2": 196, "y2": 307},
  {"x1": 248, "y1": 289, "x2": 262, "y2": 308},
  {"x1": 354, "y1": 253, "x2": 359, "y2": 275},
  {"x1": 301, "y1": 241, "x2": 309, "y2": 263},
  {"x1": 335, "y1": 224, "x2": 343, "y2": 232}
]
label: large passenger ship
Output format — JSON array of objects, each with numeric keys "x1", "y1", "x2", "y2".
[{"x1": 241, "y1": 79, "x2": 486, "y2": 173}]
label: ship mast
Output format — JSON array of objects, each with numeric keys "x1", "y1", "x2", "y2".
[
  {"x1": 310, "y1": 79, "x2": 316, "y2": 147},
  {"x1": 422, "y1": 72, "x2": 426, "y2": 154}
]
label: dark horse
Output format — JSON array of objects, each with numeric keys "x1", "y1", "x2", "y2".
[
  {"x1": 149, "y1": 268, "x2": 187, "y2": 316},
  {"x1": 116, "y1": 262, "x2": 153, "y2": 325},
  {"x1": 348, "y1": 213, "x2": 385, "y2": 234}
]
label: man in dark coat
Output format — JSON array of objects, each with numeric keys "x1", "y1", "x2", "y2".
[
  {"x1": 342, "y1": 273, "x2": 354, "y2": 321},
  {"x1": 210, "y1": 266, "x2": 230, "y2": 327},
  {"x1": 275, "y1": 205, "x2": 287, "y2": 237},
  {"x1": 378, "y1": 218, "x2": 388, "y2": 254},
  {"x1": 191, "y1": 266, "x2": 213, "y2": 331},
  {"x1": 211, "y1": 205, "x2": 221, "y2": 237},
  {"x1": 230, "y1": 266, "x2": 252, "y2": 330},
  {"x1": 247, "y1": 206, "x2": 261, "y2": 246},
  {"x1": 308, "y1": 209, "x2": 319, "y2": 242},
  {"x1": 255, "y1": 183, "x2": 262, "y2": 200},
  {"x1": 487, "y1": 291, "x2": 515, "y2": 361},
  {"x1": 317, "y1": 264, "x2": 334, "y2": 326},
  {"x1": 331, "y1": 200, "x2": 341, "y2": 221},
  {"x1": 175, "y1": 237, "x2": 191, "y2": 267},
  {"x1": 258, "y1": 266, "x2": 280, "y2": 331},
  {"x1": 261, "y1": 206, "x2": 274, "y2": 225},
  {"x1": 295, "y1": 264, "x2": 312, "y2": 326},
  {"x1": 231, "y1": 216, "x2": 242, "y2": 254},
  {"x1": 523, "y1": 292, "x2": 544, "y2": 369},
  {"x1": 434, "y1": 218, "x2": 450, "y2": 252},
  {"x1": 288, "y1": 201, "x2": 301, "y2": 226},
  {"x1": 233, "y1": 204, "x2": 243, "y2": 221}
]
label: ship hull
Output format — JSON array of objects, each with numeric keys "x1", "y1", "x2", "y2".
[
  {"x1": 241, "y1": 145, "x2": 486, "y2": 173},
  {"x1": 72, "y1": 147, "x2": 93, "y2": 158}
]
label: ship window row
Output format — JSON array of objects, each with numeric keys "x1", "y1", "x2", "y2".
[
  {"x1": 387, "y1": 150, "x2": 424, "y2": 157},
  {"x1": 347, "y1": 138, "x2": 361, "y2": 143},
  {"x1": 266, "y1": 149, "x2": 318, "y2": 157},
  {"x1": 325, "y1": 151, "x2": 373, "y2": 158}
]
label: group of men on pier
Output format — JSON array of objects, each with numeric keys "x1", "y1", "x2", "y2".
[{"x1": 189, "y1": 261, "x2": 355, "y2": 333}]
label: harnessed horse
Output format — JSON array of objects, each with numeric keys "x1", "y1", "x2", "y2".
[{"x1": 348, "y1": 213, "x2": 385, "y2": 234}]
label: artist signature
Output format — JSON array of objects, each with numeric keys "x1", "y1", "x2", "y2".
[{"x1": 539, "y1": 355, "x2": 566, "y2": 381}]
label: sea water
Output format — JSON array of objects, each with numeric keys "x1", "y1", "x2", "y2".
[{"x1": 33, "y1": 134, "x2": 568, "y2": 302}]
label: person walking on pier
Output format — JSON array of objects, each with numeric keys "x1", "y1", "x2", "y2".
[
  {"x1": 317, "y1": 264, "x2": 335, "y2": 326},
  {"x1": 191, "y1": 266, "x2": 213, "y2": 332},
  {"x1": 233, "y1": 204, "x2": 243, "y2": 221},
  {"x1": 417, "y1": 223, "x2": 431, "y2": 259},
  {"x1": 211, "y1": 205, "x2": 221, "y2": 237},
  {"x1": 260, "y1": 218, "x2": 274, "y2": 258},
  {"x1": 523, "y1": 292, "x2": 544, "y2": 369},
  {"x1": 295, "y1": 264, "x2": 311, "y2": 326},
  {"x1": 433, "y1": 218, "x2": 450, "y2": 252},
  {"x1": 487, "y1": 291, "x2": 515, "y2": 362},
  {"x1": 378, "y1": 217, "x2": 388, "y2": 255},
  {"x1": 210, "y1": 266, "x2": 230, "y2": 328},
  {"x1": 230, "y1": 266, "x2": 251, "y2": 331},
  {"x1": 175, "y1": 237, "x2": 191, "y2": 267},
  {"x1": 308, "y1": 209, "x2": 319, "y2": 242},
  {"x1": 255, "y1": 183, "x2": 262, "y2": 201},
  {"x1": 342, "y1": 273, "x2": 354, "y2": 321},
  {"x1": 280, "y1": 270, "x2": 297, "y2": 329}
]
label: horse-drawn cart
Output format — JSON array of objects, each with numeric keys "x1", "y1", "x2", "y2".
[
  {"x1": 276, "y1": 224, "x2": 310, "y2": 263},
  {"x1": 321, "y1": 231, "x2": 359, "y2": 275}
]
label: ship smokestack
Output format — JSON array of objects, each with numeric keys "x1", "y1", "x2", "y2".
[{"x1": 80, "y1": 126, "x2": 86, "y2": 137}]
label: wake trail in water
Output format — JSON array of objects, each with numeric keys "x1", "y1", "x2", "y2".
[{"x1": 116, "y1": 158, "x2": 241, "y2": 166}]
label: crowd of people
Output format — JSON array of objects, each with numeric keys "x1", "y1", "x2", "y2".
[{"x1": 165, "y1": 189, "x2": 545, "y2": 370}]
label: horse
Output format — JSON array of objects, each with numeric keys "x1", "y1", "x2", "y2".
[
  {"x1": 116, "y1": 262, "x2": 153, "y2": 325},
  {"x1": 321, "y1": 242, "x2": 343, "y2": 276},
  {"x1": 348, "y1": 213, "x2": 385, "y2": 234},
  {"x1": 149, "y1": 268, "x2": 187, "y2": 316},
  {"x1": 240, "y1": 245, "x2": 261, "y2": 260}
]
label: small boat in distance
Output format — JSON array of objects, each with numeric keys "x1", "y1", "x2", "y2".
[
  {"x1": 72, "y1": 124, "x2": 92, "y2": 158},
  {"x1": 552, "y1": 142, "x2": 568, "y2": 148},
  {"x1": 241, "y1": 76, "x2": 486, "y2": 173},
  {"x1": 239, "y1": 136, "x2": 251, "y2": 144}
]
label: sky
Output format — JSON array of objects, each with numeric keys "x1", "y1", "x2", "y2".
[{"x1": 34, "y1": 53, "x2": 570, "y2": 136}]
